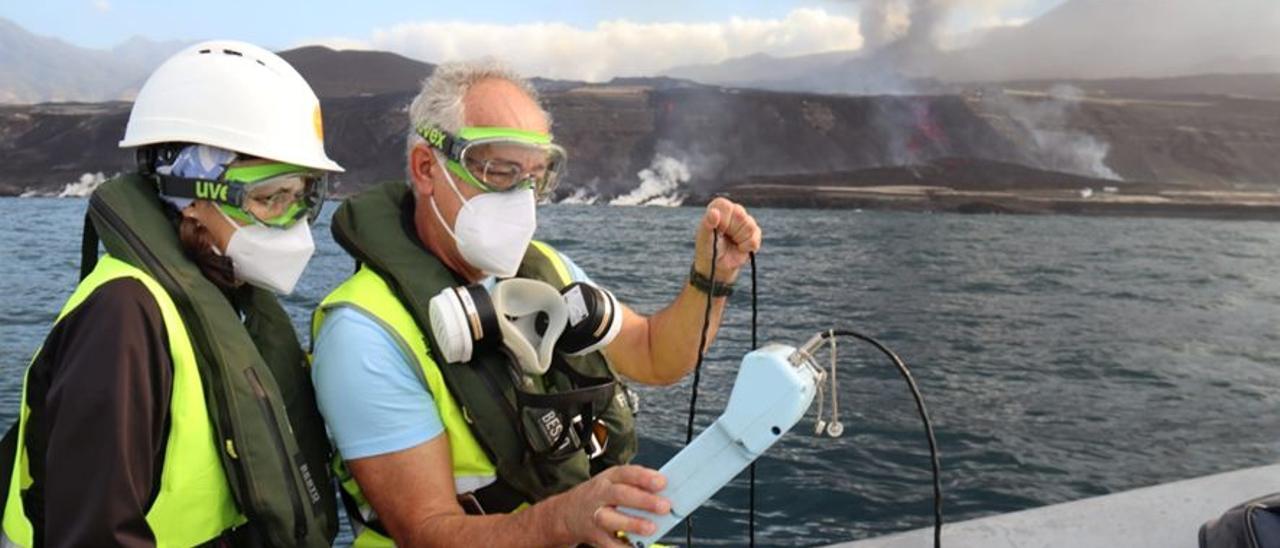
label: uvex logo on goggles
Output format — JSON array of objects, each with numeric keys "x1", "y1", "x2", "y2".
[
  {"x1": 417, "y1": 125, "x2": 568, "y2": 198},
  {"x1": 195, "y1": 180, "x2": 229, "y2": 201},
  {"x1": 156, "y1": 161, "x2": 329, "y2": 228},
  {"x1": 422, "y1": 126, "x2": 448, "y2": 149}
]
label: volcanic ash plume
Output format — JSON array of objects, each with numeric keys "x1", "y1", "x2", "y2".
[
  {"x1": 610, "y1": 155, "x2": 691, "y2": 207},
  {"x1": 856, "y1": 0, "x2": 954, "y2": 56},
  {"x1": 858, "y1": 0, "x2": 910, "y2": 50},
  {"x1": 812, "y1": 0, "x2": 965, "y2": 94},
  {"x1": 847, "y1": 1, "x2": 1122, "y2": 180}
]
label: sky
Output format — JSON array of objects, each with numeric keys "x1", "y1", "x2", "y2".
[{"x1": 2, "y1": 0, "x2": 1067, "y2": 80}]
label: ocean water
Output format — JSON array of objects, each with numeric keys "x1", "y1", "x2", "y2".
[{"x1": 1, "y1": 197, "x2": 1279, "y2": 546}]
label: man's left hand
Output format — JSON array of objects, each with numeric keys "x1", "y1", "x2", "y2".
[{"x1": 693, "y1": 197, "x2": 762, "y2": 283}]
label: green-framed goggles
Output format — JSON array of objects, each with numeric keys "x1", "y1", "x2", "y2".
[
  {"x1": 157, "y1": 162, "x2": 328, "y2": 228},
  {"x1": 417, "y1": 125, "x2": 567, "y2": 198}
]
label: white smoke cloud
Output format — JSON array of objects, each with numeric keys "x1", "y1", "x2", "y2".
[
  {"x1": 557, "y1": 187, "x2": 600, "y2": 205},
  {"x1": 298, "y1": 8, "x2": 862, "y2": 81},
  {"x1": 611, "y1": 155, "x2": 691, "y2": 207},
  {"x1": 987, "y1": 86, "x2": 1121, "y2": 180}
]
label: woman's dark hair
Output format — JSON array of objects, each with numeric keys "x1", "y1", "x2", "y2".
[{"x1": 177, "y1": 208, "x2": 238, "y2": 289}]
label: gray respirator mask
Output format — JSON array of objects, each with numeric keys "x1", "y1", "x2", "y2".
[
  {"x1": 427, "y1": 279, "x2": 624, "y2": 375},
  {"x1": 429, "y1": 278, "x2": 627, "y2": 460}
]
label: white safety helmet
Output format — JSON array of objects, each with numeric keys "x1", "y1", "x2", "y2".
[{"x1": 120, "y1": 40, "x2": 343, "y2": 173}]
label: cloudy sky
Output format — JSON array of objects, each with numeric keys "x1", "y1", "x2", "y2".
[{"x1": 4, "y1": 0, "x2": 1065, "y2": 80}]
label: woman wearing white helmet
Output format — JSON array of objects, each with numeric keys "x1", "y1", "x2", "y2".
[{"x1": 0, "y1": 40, "x2": 341, "y2": 547}]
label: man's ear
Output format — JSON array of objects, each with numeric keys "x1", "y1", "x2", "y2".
[{"x1": 410, "y1": 143, "x2": 437, "y2": 197}]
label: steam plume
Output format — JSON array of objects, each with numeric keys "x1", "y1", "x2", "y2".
[{"x1": 610, "y1": 155, "x2": 691, "y2": 207}]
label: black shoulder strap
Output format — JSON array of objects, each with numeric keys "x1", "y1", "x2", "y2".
[
  {"x1": 80, "y1": 210, "x2": 100, "y2": 281},
  {"x1": 0, "y1": 419, "x2": 17, "y2": 521}
]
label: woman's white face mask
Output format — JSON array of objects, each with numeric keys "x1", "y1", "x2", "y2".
[
  {"x1": 221, "y1": 214, "x2": 316, "y2": 295},
  {"x1": 430, "y1": 154, "x2": 537, "y2": 278}
]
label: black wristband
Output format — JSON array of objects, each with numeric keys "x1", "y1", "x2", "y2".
[{"x1": 688, "y1": 265, "x2": 734, "y2": 297}]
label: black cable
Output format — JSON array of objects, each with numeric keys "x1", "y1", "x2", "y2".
[
  {"x1": 823, "y1": 329, "x2": 943, "y2": 548},
  {"x1": 747, "y1": 252, "x2": 757, "y2": 548},
  {"x1": 684, "y1": 229, "x2": 719, "y2": 547},
  {"x1": 677, "y1": 231, "x2": 939, "y2": 547},
  {"x1": 676, "y1": 235, "x2": 938, "y2": 547}
]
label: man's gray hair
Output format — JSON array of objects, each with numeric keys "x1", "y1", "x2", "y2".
[{"x1": 405, "y1": 59, "x2": 547, "y2": 170}]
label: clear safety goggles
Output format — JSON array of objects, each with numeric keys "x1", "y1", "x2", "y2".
[
  {"x1": 158, "y1": 161, "x2": 329, "y2": 228},
  {"x1": 418, "y1": 125, "x2": 567, "y2": 198}
]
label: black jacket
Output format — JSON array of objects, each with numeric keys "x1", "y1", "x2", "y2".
[{"x1": 23, "y1": 277, "x2": 173, "y2": 547}]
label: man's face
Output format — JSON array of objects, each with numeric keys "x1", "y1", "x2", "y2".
[{"x1": 410, "y1": 78, "x2": 551, "y2": 278}]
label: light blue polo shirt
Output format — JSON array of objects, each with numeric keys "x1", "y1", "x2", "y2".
[{"x1": 311, "y1": 252, "x2": 594, "y2": 462}]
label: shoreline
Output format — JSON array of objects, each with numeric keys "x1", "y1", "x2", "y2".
[{"x1": 704, "y1": 184, "x2": 1280, "y2": 222}]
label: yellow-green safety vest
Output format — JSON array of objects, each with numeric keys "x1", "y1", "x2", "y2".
[
  {"x1": 314, "y1": 265, "x2": 501, "y2": 547},
  {"x1": 2, "y1": 255, "x2": 244, "y2": 547},
  {"x1": 312, "y1": 240, "x2": 582, "y2": 547}
]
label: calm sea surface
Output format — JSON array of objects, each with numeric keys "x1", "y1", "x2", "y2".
[{"x1": 1, "y1": 197, "x2": 1278, "y2": 546}]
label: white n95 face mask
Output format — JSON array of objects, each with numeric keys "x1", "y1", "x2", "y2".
[
  {"x1": 431, "y1": 156, "x2": 536, "y2": 278},
  {"x1": 224, "y1": 217, "x2": 316, "y2": 295}
]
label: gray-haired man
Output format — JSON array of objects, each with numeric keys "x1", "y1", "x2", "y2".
[{"x1": 311, "y1": 59, "x2": 761, "y2": 547}]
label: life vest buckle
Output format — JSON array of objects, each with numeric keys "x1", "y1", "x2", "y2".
[
  {"x1": 456, "y1": 491, "x2": 487, "y2": 515},
  {"x1": 585, "y1": 417, "x2": 609, "y2": 460}
]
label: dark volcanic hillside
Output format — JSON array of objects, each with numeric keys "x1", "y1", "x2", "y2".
[
  {"x1": 1, "y1": 48, "x2": 1279, "y2": 199},
  {"x1": 624, "y1": 87, "x2": 1027, "y2": 194},
  {"x1": 0, "y1": 86, "x2": 1042, "y2": 197},
  {"x1": 0, "y1": 102, "x2": 132, "y2": 195},
  {"x1": 279, "y1": 47, "x2": 434, "y2": 99}
]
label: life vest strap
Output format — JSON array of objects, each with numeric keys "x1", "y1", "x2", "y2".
[
  {"x1": 458, "y1": 476, "x2": 527, "y2": 516},
  {"x1": 337, "y1": 475, "x2": 528, "y2": 539},
  {"x1": 80, "y1": 210, "x2": 100, "y2": 281}
]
